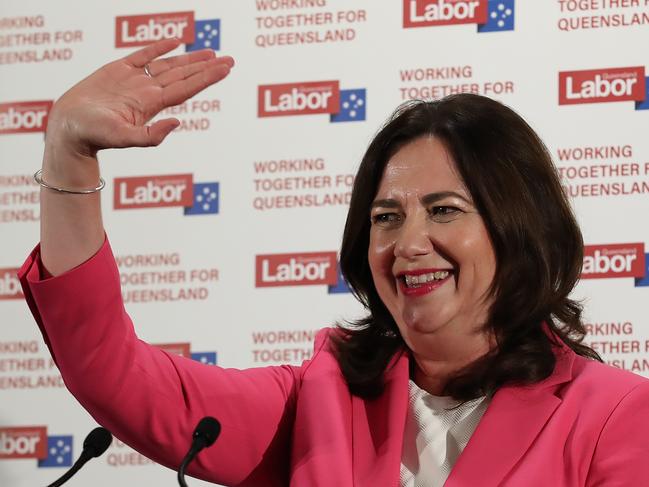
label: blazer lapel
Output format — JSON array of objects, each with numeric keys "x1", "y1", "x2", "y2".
[
  {"x1": 352, "y1": 350, "x2": 409, "y2": 487},
  {"x1": 445, "y1": 348, "x2": 575, "y2": 486}
]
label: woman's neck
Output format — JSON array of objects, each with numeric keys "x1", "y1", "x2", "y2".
[{"x1": 407, "y1": 327, "x2": 494, "y2": 396}]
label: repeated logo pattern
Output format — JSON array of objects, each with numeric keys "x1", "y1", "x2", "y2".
[
  {"x1": 327, "y1": 265, "x2": 351, "y2": 294},
  {"x1": 38, "y1": 436, "x2": 73, "y2": 468},
  {"x1": 635, "y1": 78, "x2": 649, "y2": 110},
  {"x1": 114, "y1": 175, "x2": 219, "y2": 216},
  {"x1": 634, "y1": 253, "x2": 649, "y2": 287},
  {"x1": 186, "y1": 19, "x2": 221, "y2": 51},
  {"x1": 3, "y1": 5, "x2": 649, "y2": 485},
  {"x1": 330, "y1": 89, "x2": 367, "y2": 123},
  {"x1": 184, "y1": 182, "x2": 220, "y2": 215},
  {"x1": 478, "y1": 0, "x2": 515, "y2": 32},
  {"x1": 191, "y1": 352, "x2": 218, "y2": 365},
  {"x1": 0, "y1": 101, "x2": 53, "y2": 135}
]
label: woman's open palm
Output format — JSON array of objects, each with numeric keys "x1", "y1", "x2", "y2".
[{"x1": 48, "y1": 38, "x2": 234, "y2": 156}]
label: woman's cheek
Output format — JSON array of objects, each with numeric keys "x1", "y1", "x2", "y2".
[{"x1": 369, "y1": 233, "x2": 395, "y2": 271}]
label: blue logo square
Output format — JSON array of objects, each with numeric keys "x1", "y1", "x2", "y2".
[
  {"x1": 191, "y1": 351, "x2": 218, "y2": 365},
  {"x1": 186, "y1": 19, "x2": 221, "y2": 52},
  {"x1": 328, "y1": 265, "x2": 351, "y2": 294},
  {"x1": 330, "y1": 89, "x2": 366, "y2": 123},
  {"x1": 184, "y1": 182, "x2": 219, "y2": 215},
  {"x1": 634, "y1": 253, "x2": 649, "y2": 286},
  {"x1": 478, "y1": 0, "x2": 515, "y2": 33},
  {"x1": 634, "y1": 77, "x2": 649, "y2": 110},
  {"x1": 38, "y1": 436, "x2": 73, "y2": 468}
]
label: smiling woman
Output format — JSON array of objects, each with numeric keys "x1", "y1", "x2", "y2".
[
  {"x1": 17, "y1": 40, "x2": 649, "y2": 486},
  {"x1": 335, "y1": 94, "x2": 599, "y2": 400},
  {"x1": 368, "y1": 137, "x2": 498, "y2": 397}
]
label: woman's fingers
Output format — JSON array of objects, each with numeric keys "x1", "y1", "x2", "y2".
[
  {"x1": 146, "y1": 49, "x2": 216, "y2": 76},
  {"x1": 77, "y1": 41, "x2": 235, "y2": 150},
  {"x1": 161, "y1": 62, "x2": 232, "y2": 107},
  {"x1": 156, "y1": 57, "x2": 232, "y2": 87},
  {"x1": 125, "y1": 38, "x2": 182, "y2": 68}
]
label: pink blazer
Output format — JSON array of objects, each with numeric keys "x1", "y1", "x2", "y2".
[{"x1": 19, "y1": 239, "x2": 649, "y2": 486}]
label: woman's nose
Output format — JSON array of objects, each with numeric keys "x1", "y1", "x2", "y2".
[{"x1": 394, "y1": 215, "x2": 433, "y2": 259}]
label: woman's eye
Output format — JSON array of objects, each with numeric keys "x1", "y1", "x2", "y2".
[
  {"x1": 371, "y1": 213, "x2": 401, "y2": 225},
  {"x1": 429, "y1": 206, "x2": 461, "y2": 222}
]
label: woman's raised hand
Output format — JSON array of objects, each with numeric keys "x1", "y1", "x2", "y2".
[
  {"x1": 38, "y1": 39, "x2": 234, "y2": 275},
  {"x1": 46, "y1": 38, "x2": 234, "y2": 158}
]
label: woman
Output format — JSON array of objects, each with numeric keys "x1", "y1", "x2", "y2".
[{"x1": 20, "y1": 38, "x2": 649, "y2": 486}]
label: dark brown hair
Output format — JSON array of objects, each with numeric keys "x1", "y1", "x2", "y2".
[{"x1": 334, "y1": 94, "x2": 600, "y2": 400}]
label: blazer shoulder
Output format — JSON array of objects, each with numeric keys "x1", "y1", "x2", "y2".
[
  {"x1": 299, "y1": 327, "x2": 345, "y2": 379},
  {"x1": 584, "y1": 370, "x2": 649, "y2": 484},
  {"x1": 565, "y1": 353, "x2": 649, "y2": 400}
]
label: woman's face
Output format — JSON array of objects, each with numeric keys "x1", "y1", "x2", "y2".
[{"x1": 368, "y1": 136, "x2": 497, "y2": 353}]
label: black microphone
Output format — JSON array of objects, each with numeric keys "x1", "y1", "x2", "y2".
[
  {"x1": 46, "y1": 426, "x2": 113, "y2": 487},
  {"x1": 177, "y1": 417, "x2": 221, "y2": 487}
]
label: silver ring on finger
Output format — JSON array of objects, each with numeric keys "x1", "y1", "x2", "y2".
[{"x1": 143, "y1": 63, "x2": 153, "y2": 78}]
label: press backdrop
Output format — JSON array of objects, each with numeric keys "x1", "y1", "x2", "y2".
[{"x1": 2, "y1": 1, "x2": 649, "y2": 486}]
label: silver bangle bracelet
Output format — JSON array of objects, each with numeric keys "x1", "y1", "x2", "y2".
[{"x1": 34, "y1": 169, "x2": 106, "y2": 194}]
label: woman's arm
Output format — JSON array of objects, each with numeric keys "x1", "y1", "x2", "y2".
[
  {"x1": 40, "y1": 38, "x2": 233, "y2": 275},
  {"x1": 20, "y1": 239, "x2": 304, "y2": 486},
  {"x1": 22, "y1": 40, "x2": 305, "y2": 485}
]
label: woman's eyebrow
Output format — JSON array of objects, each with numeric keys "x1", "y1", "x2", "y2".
[
  {"x1": 371, "y1": 191, "x2": 472, "y2": 210},
  {"x1": 370, "y1": 198, "x2": 400, "y2": 210},
  {"x1": 421, "y1": 191, "x2": 472, "y2": 205}
]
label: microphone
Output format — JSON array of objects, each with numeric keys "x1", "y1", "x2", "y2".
[
  {"x1": 177, "y1": 417, "x2": 221, "y2": 487},
  {"x1": 46, "y1": 426, "x2": 112, "y2": 487}
]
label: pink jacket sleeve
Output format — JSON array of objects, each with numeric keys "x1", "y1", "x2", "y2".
[{"x1": 19, "y1": 238, "x2": 318, "y2": 487}]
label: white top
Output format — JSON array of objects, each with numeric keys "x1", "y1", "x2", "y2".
[{"x1": 400, "y1": 380, "x2": 489, "y2": 487}]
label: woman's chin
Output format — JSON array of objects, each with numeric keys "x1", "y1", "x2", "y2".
[
  {"x1": 400, "y1": 310, "x2": 447, "y2": 336},
  {"x1": 396, "y1": 289, "x2": 453, "y2": 329}
]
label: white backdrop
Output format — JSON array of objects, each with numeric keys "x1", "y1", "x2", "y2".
[{"x1": 2, "y1": 1, "x2": 649, "y2": 486}]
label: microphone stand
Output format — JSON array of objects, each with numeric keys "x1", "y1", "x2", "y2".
[
  {"x1": 46, "y1": 451, "x2": 93, "y2": 487},
  {"x1": 177, "y1": 417, "x2": 221, "y2": 487},
  {"x1": 177, "y1": 445, "x2": 200, "y2": 487},
  {"x1": 46, "y1": 427, "x2": 112, "y2": 487}
]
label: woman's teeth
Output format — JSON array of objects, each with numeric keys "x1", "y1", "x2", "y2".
[{"x1": 403, "y1": 271, "x2": 449, "y2": 287}]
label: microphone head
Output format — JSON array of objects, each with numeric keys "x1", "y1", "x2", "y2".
[
  {"x1": 193, "y1": 417, "x2": 221, "y2": 448},
  {"x1": 83, "y1": 427, "x2": 113, "y2": 458}
]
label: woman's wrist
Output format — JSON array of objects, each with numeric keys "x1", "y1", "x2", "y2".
[{"x1": 42, "y1": 124, "x2": 101, "y2": 189}]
